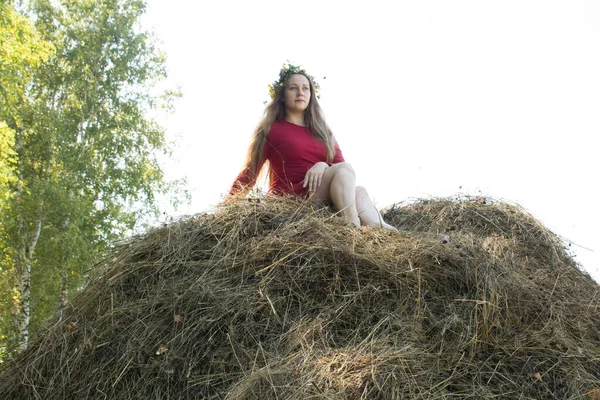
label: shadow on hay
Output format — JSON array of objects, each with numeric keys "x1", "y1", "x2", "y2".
[{"x1": 1, "y1": 195, "x2": 599, "y2": 399}]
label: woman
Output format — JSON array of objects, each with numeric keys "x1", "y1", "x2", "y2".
[{"x1": 230, "y1": 63, "x2": 395, "y2": 230}]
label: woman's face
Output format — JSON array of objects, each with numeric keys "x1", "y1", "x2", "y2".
[{"x1": 283, "y1": 74, "x2": 311, "y2": 113}]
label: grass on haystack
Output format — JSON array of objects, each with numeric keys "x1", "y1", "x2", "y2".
[{"x1": 1, "y1": 195, "x2": 599, "y2": 399}]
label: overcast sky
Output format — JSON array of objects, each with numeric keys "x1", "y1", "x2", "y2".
[{"x1": 141, "y1": 0, "x2": 599, "y2": 282}]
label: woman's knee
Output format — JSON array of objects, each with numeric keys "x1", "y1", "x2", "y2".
[
  {"x1": 314, "y1": 162, "x2": 356, "y2": 201},
  {"x1": 329, "y1": 162, "x2": 356, "y2": 181},
  {"x1": 355, "y1": 186, "x2": 367, "y2": 196},
  {"x1": 332, "y1": 168, "x2": 356, "y2": 186},
  {"x1": 335, "y1": 162, "x2": 355, "y2": 175}
]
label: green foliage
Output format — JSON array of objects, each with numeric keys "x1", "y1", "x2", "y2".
[
  {"x1": 0, "y1": 3, "x2": 55, "y2": 123},
  {"x1": 0, "y1": 123, "x2": 16, "y2": 207},
  {"x1": 0, "y1": 2, "x2": 53, "y2": 205},
  {"x1": 0, "y1": 0, "x2": 182, "y2": 357},
  {"x1": 0, "y1": 124, "x2": 17, "y2": 349}
]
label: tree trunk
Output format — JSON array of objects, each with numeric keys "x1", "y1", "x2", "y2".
[
  {"x1": 15, "y1": 255, "x2": 32, "y2": 351},
  {"x1": 14, "y1": 217, "x2": 42, "y2": 352},
  {"x1": 59, "y1": 272, "x2": 69, "y2": 311}
]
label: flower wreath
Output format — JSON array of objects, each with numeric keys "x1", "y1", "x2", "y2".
[{"x1": 268, "y1": 62, "x2": 321, "y2": 100}]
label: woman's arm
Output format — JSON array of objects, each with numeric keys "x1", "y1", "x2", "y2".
[
  {"x1": 331, "y1": 139, "x2": 345, "y2": 164},
  {"x1": 228, "y1": 140, "x2": 270, "y2": 198},
  {"x1": 303, "y1": 137, "x2": 345, "y2": 193},
  {"x1": 229, "y1": 167, "x2": 257, "y2": 198},
  {"x1": 302, "y1": 161, "x2": 329, "y2": 193}
]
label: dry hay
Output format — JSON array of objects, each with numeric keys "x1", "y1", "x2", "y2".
[{"x1": 1, "y1": 195, "x2": 599, "y2": 399}]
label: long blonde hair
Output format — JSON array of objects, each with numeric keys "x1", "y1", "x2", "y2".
[{"x1": 243, "y1": 72, "x2": 336, "y2": 185}]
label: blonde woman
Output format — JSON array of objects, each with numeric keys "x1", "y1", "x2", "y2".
[{"x1": 230, "y1": 63, "x2": 395, "y2": 230}]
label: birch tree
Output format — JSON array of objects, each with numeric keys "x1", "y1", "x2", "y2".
[
  {"x1": 1, "y1": 0, "x2": 178, "y2": 354},
  {"x1": 0, "y1": 1, "x2": 54, "y2": 356}
]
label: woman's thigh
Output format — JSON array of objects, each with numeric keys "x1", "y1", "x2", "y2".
[{"x1": 312, "y1": 162, "x2": 355, "y2": 202}]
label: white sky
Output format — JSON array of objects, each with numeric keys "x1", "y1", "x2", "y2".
[{"x1": 141, "y1": 0, "x2": 599, "y2": 282}]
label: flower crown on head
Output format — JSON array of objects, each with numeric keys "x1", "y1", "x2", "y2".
[{"x1": 268, "y1": 62, "x2": 321, "y2": 100}]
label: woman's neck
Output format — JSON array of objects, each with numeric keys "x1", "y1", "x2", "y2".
[{"x1": 285, "y1": 112, "x2": 306, "y2": 127}]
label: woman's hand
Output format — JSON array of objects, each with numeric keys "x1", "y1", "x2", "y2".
[{"x1": 302, "y1": 162, "x2": 329, "y2": 193}]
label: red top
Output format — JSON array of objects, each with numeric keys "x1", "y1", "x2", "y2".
[{"x1": 231, "y1": 120, "x2": 345, "y2": 196}]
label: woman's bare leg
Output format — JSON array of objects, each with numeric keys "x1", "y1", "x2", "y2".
[
  {"x1": 355, "y1": 186, "x2": 397, "y2": 230},
  {"x1": 330, "y1": 168, "x2": 361, "y2": 226},
  {"x1": 311, "y1": 163, "x2": 395, "y2": 229},
  {"x1": 313, "y1": 163, "x2": 360, "y2": 226}
]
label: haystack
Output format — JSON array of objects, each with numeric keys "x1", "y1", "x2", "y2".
[{"x1": 1, "y1": 196, "x2": 599, "y2": 399}]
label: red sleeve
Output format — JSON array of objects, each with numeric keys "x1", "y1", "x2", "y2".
[
  {"x1": 229, "y1": 167, "x2": 255, "y2": 196},
  {"x1": 229, "y1": 139, "x2": 271, "y2": 196},
  {"x1": 330, "y1": 139, "x2": 345, "y2": 165}
]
